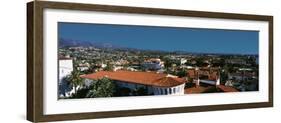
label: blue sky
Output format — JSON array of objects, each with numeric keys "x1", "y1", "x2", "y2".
[{"x1": 58, "y1": 22, "x2": 259, "y2": 55}]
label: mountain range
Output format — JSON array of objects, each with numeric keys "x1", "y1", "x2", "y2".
[
  {"x1": 59, "y1": 38, "x2": 121, "y2": 49},
  {"x1": 59, "y1": 38, "x2": 257, "y2": 56}
]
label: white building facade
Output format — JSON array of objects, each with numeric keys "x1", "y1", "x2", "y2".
[
  {"x1": 141, "y1": 58, "x2": 164, "y2": 70},
  {"x1": 152, "y1": 84, "x2": 185, "y2": 95},
  {"x1": 58, "y1": 58, "x2": 74, "y2": 98},
  {"x1": 83, "y1": 78, "x2": 186, "y2": 96}
]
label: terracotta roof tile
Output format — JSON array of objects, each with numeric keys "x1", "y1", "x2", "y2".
[
  {"x1": 217, "y1": 85, "x2": 238, "y2": 92},
  {"x1": 184, "y1": 86, "x2": 212, "y2": 94},
  {"x1": 187, "y1": 68, "x2": 219, "y2": 81},
  {"x1": 81, "y1": 70, "x2": 185, "y2": 87}
]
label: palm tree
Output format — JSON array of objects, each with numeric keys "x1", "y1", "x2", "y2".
[{"x1": 66, "y1": 69, "x2": 83, "y2": 94}]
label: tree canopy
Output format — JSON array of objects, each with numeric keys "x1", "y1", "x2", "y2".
[
  {"x1": 66, "y1": 69, "x2": 84, "y2": 94},
  {"x1": 86, "y1": 78, "x2": 115, "y2": 98}
]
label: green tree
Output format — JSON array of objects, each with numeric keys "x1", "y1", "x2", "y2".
[
  {"x1": 104, "y1": 63, "x2": 113, "y2": 71},
  {"x1": 69, "y1": 88, "x2": 90, "y2": 99},
  {"x1": 220, "y1": 71, "x2": 228, "y2": 85},
  {"x1": 86, "y1": 78, "x2": 115, "y2": 98},
  {"x1": 195, "y1": 58, "x2": 204, "y2": 67},
  {"x1": 163, "y1": 58, "x2": 173, "y2": 68},
  {"x1": 176, "y1": 70, "x2": 187, "y2": 77},
  {"x1": 66, "y1": 69, "x2": 84, "y2": 94}
]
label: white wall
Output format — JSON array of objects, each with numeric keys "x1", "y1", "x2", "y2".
[
  {"x1": 59, "y1": 59, "x2": 73, "y2": 80},
  {"x1": 0, "y1": 0, "x2": 280, "y2": 123}
]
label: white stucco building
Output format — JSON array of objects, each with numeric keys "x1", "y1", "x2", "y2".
[
  {"x1": 59, "y1": 58, "x2": 73, "y2": 79},
  {"x1": 180, "y1": 58, "x2": 187, "y2": 65},
  {"x1": 81, "y1": 70, "x2": 186, "y2": 96},
  {"x1": 141, "y1": 58, "x2": 164, "y2": 70},
  {"x1": 58, "y1": 57, "x2": 74, "y2": 98}
]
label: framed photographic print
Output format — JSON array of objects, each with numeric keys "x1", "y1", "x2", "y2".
[{"x1": 27, "y1": 0, "x2": 273, "y2": 122}]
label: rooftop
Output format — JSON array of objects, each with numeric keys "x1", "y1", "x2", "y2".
[
  {"x1": 217, "y1": 85, "x2": 238, "y2": 92},
  {"x1": 187, "y1": 68, "x2": 219, "y2": 81},
  {"x1": 184, "y1": 85, "x2": 238, "y2": 94},
  {"x1": 80, "y1": 70, "x2": 186, "y2": 87},
  {"x1": 58, "y1": 55, "x2": 72, "y2": 60}
]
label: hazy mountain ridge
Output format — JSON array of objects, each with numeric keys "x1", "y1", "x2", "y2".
[
  {"x1": 59, "y1": 38, "x2": 258, "y2": 56},
  {"x1": 59, "y1": 38, "x2": 120, "y2": 48}
]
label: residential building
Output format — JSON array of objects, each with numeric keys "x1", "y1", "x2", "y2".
[
  {"x1": 141, "y1": 58, "x2": 164, "y2": 70},
  {"x1": 180, "y1": 58, "x2": 187, "y2": 65},
  {"x1": 187, "y1": 67, "x2": 220, "y2": 86},
  {"x1": 225, "y1": 59, "x2": 247, "y2": 65},
  {"x1": 228, "y1": 72, "x2": 256, "y2": 81},
  {"x1": 77, "y1": 63, "x2": 90, "y2": 71}
]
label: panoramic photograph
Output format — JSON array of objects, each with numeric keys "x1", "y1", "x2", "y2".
[{"x1": 58, "y1": 22, "x2": 259, "y2": 99}]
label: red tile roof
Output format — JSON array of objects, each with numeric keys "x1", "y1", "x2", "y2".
[
  {"x1": 80, "y1": 70, "x2": 186, "y2": 87},
  {"x1": 217, "y1": 85, "x2": 238, "y2": 92},
  {"x1": 187, "y1": 68, "x2": 219, "y2": 81},
  {"x1": 187, "y1": 69, "x2": 196, "y2": 79},
  {"x1": 184, "y1": 86, "x2": 211, "y2": 94},
  {"x1": 185, "y1": 85, "x2": 238, "y2": 94}
]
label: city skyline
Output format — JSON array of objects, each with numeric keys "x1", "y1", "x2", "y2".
[{"x1": 58, "y1": 22, "x2": 259, "y2": 55}]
